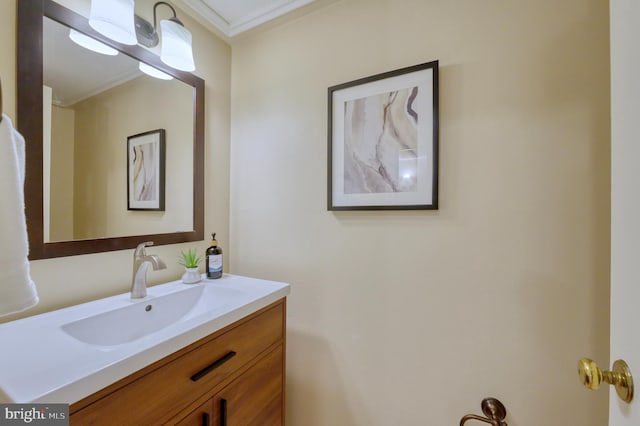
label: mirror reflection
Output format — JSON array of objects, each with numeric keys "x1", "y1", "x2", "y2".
[{"x1": 42, "y1": 17, "x2": 194, "y2": 243}]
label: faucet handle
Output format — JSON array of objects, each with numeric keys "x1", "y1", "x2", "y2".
[{"x1": 135, "y1": 241, "x2": 155, "y2": 256}]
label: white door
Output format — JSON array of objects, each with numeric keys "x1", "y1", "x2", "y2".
[{"x1": 610, "y1": 0, "x2": 640, "y2": 424}]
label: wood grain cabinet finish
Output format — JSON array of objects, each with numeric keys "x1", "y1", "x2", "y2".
[
  {"x1": 69, "y1": 300, "x2": 286, "y2": 426},
  {"x1": 175, "y1": 399, "x2": 216, "y2": 426},
  {"x1": 175, "y1": 400, "x2": 213, "y2": 426},
  {"x1": 213, "y1": 345, "x2": 284, "y2": 426}
]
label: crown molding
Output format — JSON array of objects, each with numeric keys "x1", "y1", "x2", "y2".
[{"x1": 181, "y1": 0, "x2": 316, "y2": 38}]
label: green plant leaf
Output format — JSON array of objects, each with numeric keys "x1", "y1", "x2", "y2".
[{"x1": 179, "y1": 248, "x2": 202, "y2": 268}]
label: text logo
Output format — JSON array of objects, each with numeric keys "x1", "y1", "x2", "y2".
[{"x1": 0, "y1": 404, "x2": 68, "y2": 425}]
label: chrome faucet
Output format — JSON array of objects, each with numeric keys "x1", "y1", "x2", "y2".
[{"x1": 131, "y1": 242, "x2": 166, "y2": 299}]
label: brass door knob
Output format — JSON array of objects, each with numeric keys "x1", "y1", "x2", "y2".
[{"x1": 578, "y1": 358, "x2": 634, "y2": 403}]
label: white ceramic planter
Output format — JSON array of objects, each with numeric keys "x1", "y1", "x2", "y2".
[{"x1": 181, "y1": 267, "x2": 201, "y2": 284}]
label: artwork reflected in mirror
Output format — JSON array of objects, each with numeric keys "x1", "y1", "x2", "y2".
[{"x1": 127, "y1": 129, "x2": 166, "y2": 211}]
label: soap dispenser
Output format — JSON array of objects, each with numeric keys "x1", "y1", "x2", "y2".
[{"x1": 206, "y1": 233, "x2": 223, "y2": 279}]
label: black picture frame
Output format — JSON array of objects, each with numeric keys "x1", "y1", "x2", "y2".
[
  {"x1": 328, "y1": 61, "x2": 439, "y2": 210},
  {"x1": 127, "y1": 129, "x2": 166, "y2": 211}
]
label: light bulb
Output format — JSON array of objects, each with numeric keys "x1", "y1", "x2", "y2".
[
  {"x1": 138, "y1": 62, "x2": 173, "y2": 80},
  {"x1": 69, "y1": 29, "x2": 118, "y2": 56}
]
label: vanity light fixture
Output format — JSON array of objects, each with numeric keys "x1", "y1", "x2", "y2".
[
  {"x1": 88, "y1": 0, "x2": 195, "y2": 72},
  {"x1": 138, "y1": 62, "x2": 173, "y2": 80},
  {"x1": 89, "y1": 0, "x2": 137, "y2": 45},
  {"x1": 136, "y1": 2, "x2": 196, "y2": 72},
  {"x1": 69, "y1": 29, "x2": 119, "y2": 56}
]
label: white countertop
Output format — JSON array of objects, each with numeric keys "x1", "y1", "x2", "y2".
[{"x1": 0, "y1": 274, "x2": 290, "y2": 404}]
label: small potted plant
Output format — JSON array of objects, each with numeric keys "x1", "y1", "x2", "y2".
[{"x1": 179, "y1": 248, "x2": 202, "y2": 284}]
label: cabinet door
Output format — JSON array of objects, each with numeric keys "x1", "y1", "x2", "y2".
[
  {"x1": 213, "y1": 346, "x2": 284, "y2": 426},
  {"x1": 175, "y1": 400, "x2": 214, "y2": 426}
]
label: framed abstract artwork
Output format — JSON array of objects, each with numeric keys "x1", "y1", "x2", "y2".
[
  {"x1": 127, "y1": 129, "x2": 166, "y2": 211},
  {"x1": 328, "y1": 61, "x2": 439, "y2": 210}
]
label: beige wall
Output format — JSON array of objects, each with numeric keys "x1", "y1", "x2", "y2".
[
  {"x1": 0, "y1": 3, "x2": 15, "y2": 121},
  {"x1": 50, "y1": 104, "x2": 75, "y2": 241},
  {"x1": 0, "y1": 0, "x2": 230, "y2": 320},
  {"x1": 71, "y1": 76, "x2": 192, "y2": 240},
  {"x1": 230, "y1": 0, "x2": 610, "y2": 425}
]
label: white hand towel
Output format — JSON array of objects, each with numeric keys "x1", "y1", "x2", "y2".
[{"x1": 0, "y1": 113, "x2": 38, "y2": 317}]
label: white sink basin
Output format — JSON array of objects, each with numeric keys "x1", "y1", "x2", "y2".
[
  {"x1": 62, "y1": 285, "x2": 206, "y2": 346},
  {"x1": 62, "y1": 283, "x2": 250, "y2": 346},
  {"x1": 0, "y1": 274, "x2": 290, "y2": 404}
]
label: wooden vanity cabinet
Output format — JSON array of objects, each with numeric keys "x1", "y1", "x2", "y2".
[
  {"x1": 69, "y1": 299, "x2": 286, "y2": 426},
  {"x1": 212, "y1": 345, "x2": 284, "y2": 426},
  {"x1": 176, "y1": 345, "x2": 283, "y2": 426},
  {"x1": 175, "y1": 400, "x2": 213, "y2": 426}
]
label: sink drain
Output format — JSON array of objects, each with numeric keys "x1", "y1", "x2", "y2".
[{"x1": 145, "y1": 304, "x2": 152, "y2": 312}]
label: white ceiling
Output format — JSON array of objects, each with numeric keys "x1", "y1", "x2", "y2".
[
  {"x1": 44, "y1": 17, "x2": 141, "y2": 106},
  {"x1": 180, "y1": 0, "x2": 317, "y2": 37}
]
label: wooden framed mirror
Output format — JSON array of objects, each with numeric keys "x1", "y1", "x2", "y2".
[{"x1": 17, "y1": 0, "x2": 204, "y2": 259}]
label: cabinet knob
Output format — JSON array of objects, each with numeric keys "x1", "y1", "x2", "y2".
[{"x1": 577, "y1": 358, "x2": 634, "y2": 403}]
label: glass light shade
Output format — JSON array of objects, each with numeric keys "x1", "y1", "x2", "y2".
[
  {"x1": 138, "y1": 62, "x2": 173, "y2": 80},
  {"x1": 160, "y1": 19, "x2": 195, "y2": 72},
  {"x1": 69, "y1": 29, "x2": 118, "y2": 56},
  {"x1": 89, "y1": 0, "x2": 137, "y2": 45}
]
